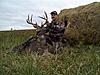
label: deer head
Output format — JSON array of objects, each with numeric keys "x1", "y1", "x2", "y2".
[{"x1": 26, "y1": 11, "x2": 49, "y2": 37}]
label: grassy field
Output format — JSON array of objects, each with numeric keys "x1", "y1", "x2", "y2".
[{"x1": 0, "y1": 30, "x2": 100, "y2": 75}]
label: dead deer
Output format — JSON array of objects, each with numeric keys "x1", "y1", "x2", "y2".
[
  {"x1": 12, "y1": 12, "x2": 49, "y2": 54},
  {"x1": 12, "y1": 11, "x2": 63, "y2": 54}
]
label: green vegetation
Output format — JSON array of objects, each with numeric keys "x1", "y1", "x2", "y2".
[{"x1": 0, "y1": 30, "x2": 100, "y2": 75}]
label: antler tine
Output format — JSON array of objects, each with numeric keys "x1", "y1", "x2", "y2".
[
  {"x1": 35, "y1": 22, "x2": 39, "y2": 28},
  {"x1": 28, "y1": 14, "x2": 29, "y2": 20},
  {"x1": 41, "y1": 21, "x2": 44, "y2": 28},
  {"x1": 44, "y1": 11, "x2": 48, "y2": 19},
  {"x1": 38, "y1": 16, "x2": 46, "y2": 20},
  {"x1": 31, "y1": 14, "x2": 33, "y2": 22},
  {"x1": 43, "y1": 15, "x2": 45, "y2": 19},
  {"x1": 26, "y1": 14, "x2": 29, "y2": 23}
]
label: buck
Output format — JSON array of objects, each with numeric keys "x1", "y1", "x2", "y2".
[{"x1": 12, "y1": 12, "x2": 50, "y2": 54}]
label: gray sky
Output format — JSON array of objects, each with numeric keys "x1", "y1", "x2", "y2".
[{"x1": 0, "y1": 0, "x2": 100, "y2": 31}]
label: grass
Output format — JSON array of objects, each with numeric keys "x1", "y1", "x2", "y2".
[{"x1": 0, "y1": 30, "x2": 100, "y2": 75}]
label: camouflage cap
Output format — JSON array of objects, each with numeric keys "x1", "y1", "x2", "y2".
[{"x1": 50, "y1": 11, "x2": 57, "y2": 15}]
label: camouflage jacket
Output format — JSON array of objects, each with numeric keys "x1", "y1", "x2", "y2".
[{"x1": 47, "y1": 20, "x2": 67, "y2": 37}]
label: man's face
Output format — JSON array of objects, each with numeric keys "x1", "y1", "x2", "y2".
[{"x1": 51, "y1": 14, "x2": 58, "y2": 21}]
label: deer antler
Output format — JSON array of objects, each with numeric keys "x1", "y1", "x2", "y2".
[
  {"x1": 26, "y1": 12, "x2": 50, "y2": 30},
  {"x1": 38, "y1": 11, "x2": 49, "y2": 26},
  {"x1": 26, "y1": 14, "x2": 40, "y2": 29}
]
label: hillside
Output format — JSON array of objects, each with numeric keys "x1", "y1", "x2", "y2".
[{"x1": 59, "y1": 2, "x2": 100, "y2": 44}]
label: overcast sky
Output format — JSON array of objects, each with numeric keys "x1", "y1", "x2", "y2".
[{"x1": 0, "y1": 0, "x2": 100, "y2": 31}]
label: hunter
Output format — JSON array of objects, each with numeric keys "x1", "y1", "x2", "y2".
[{"x1": 44, "y1": 11, "x2": 68, "y2": 46}]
